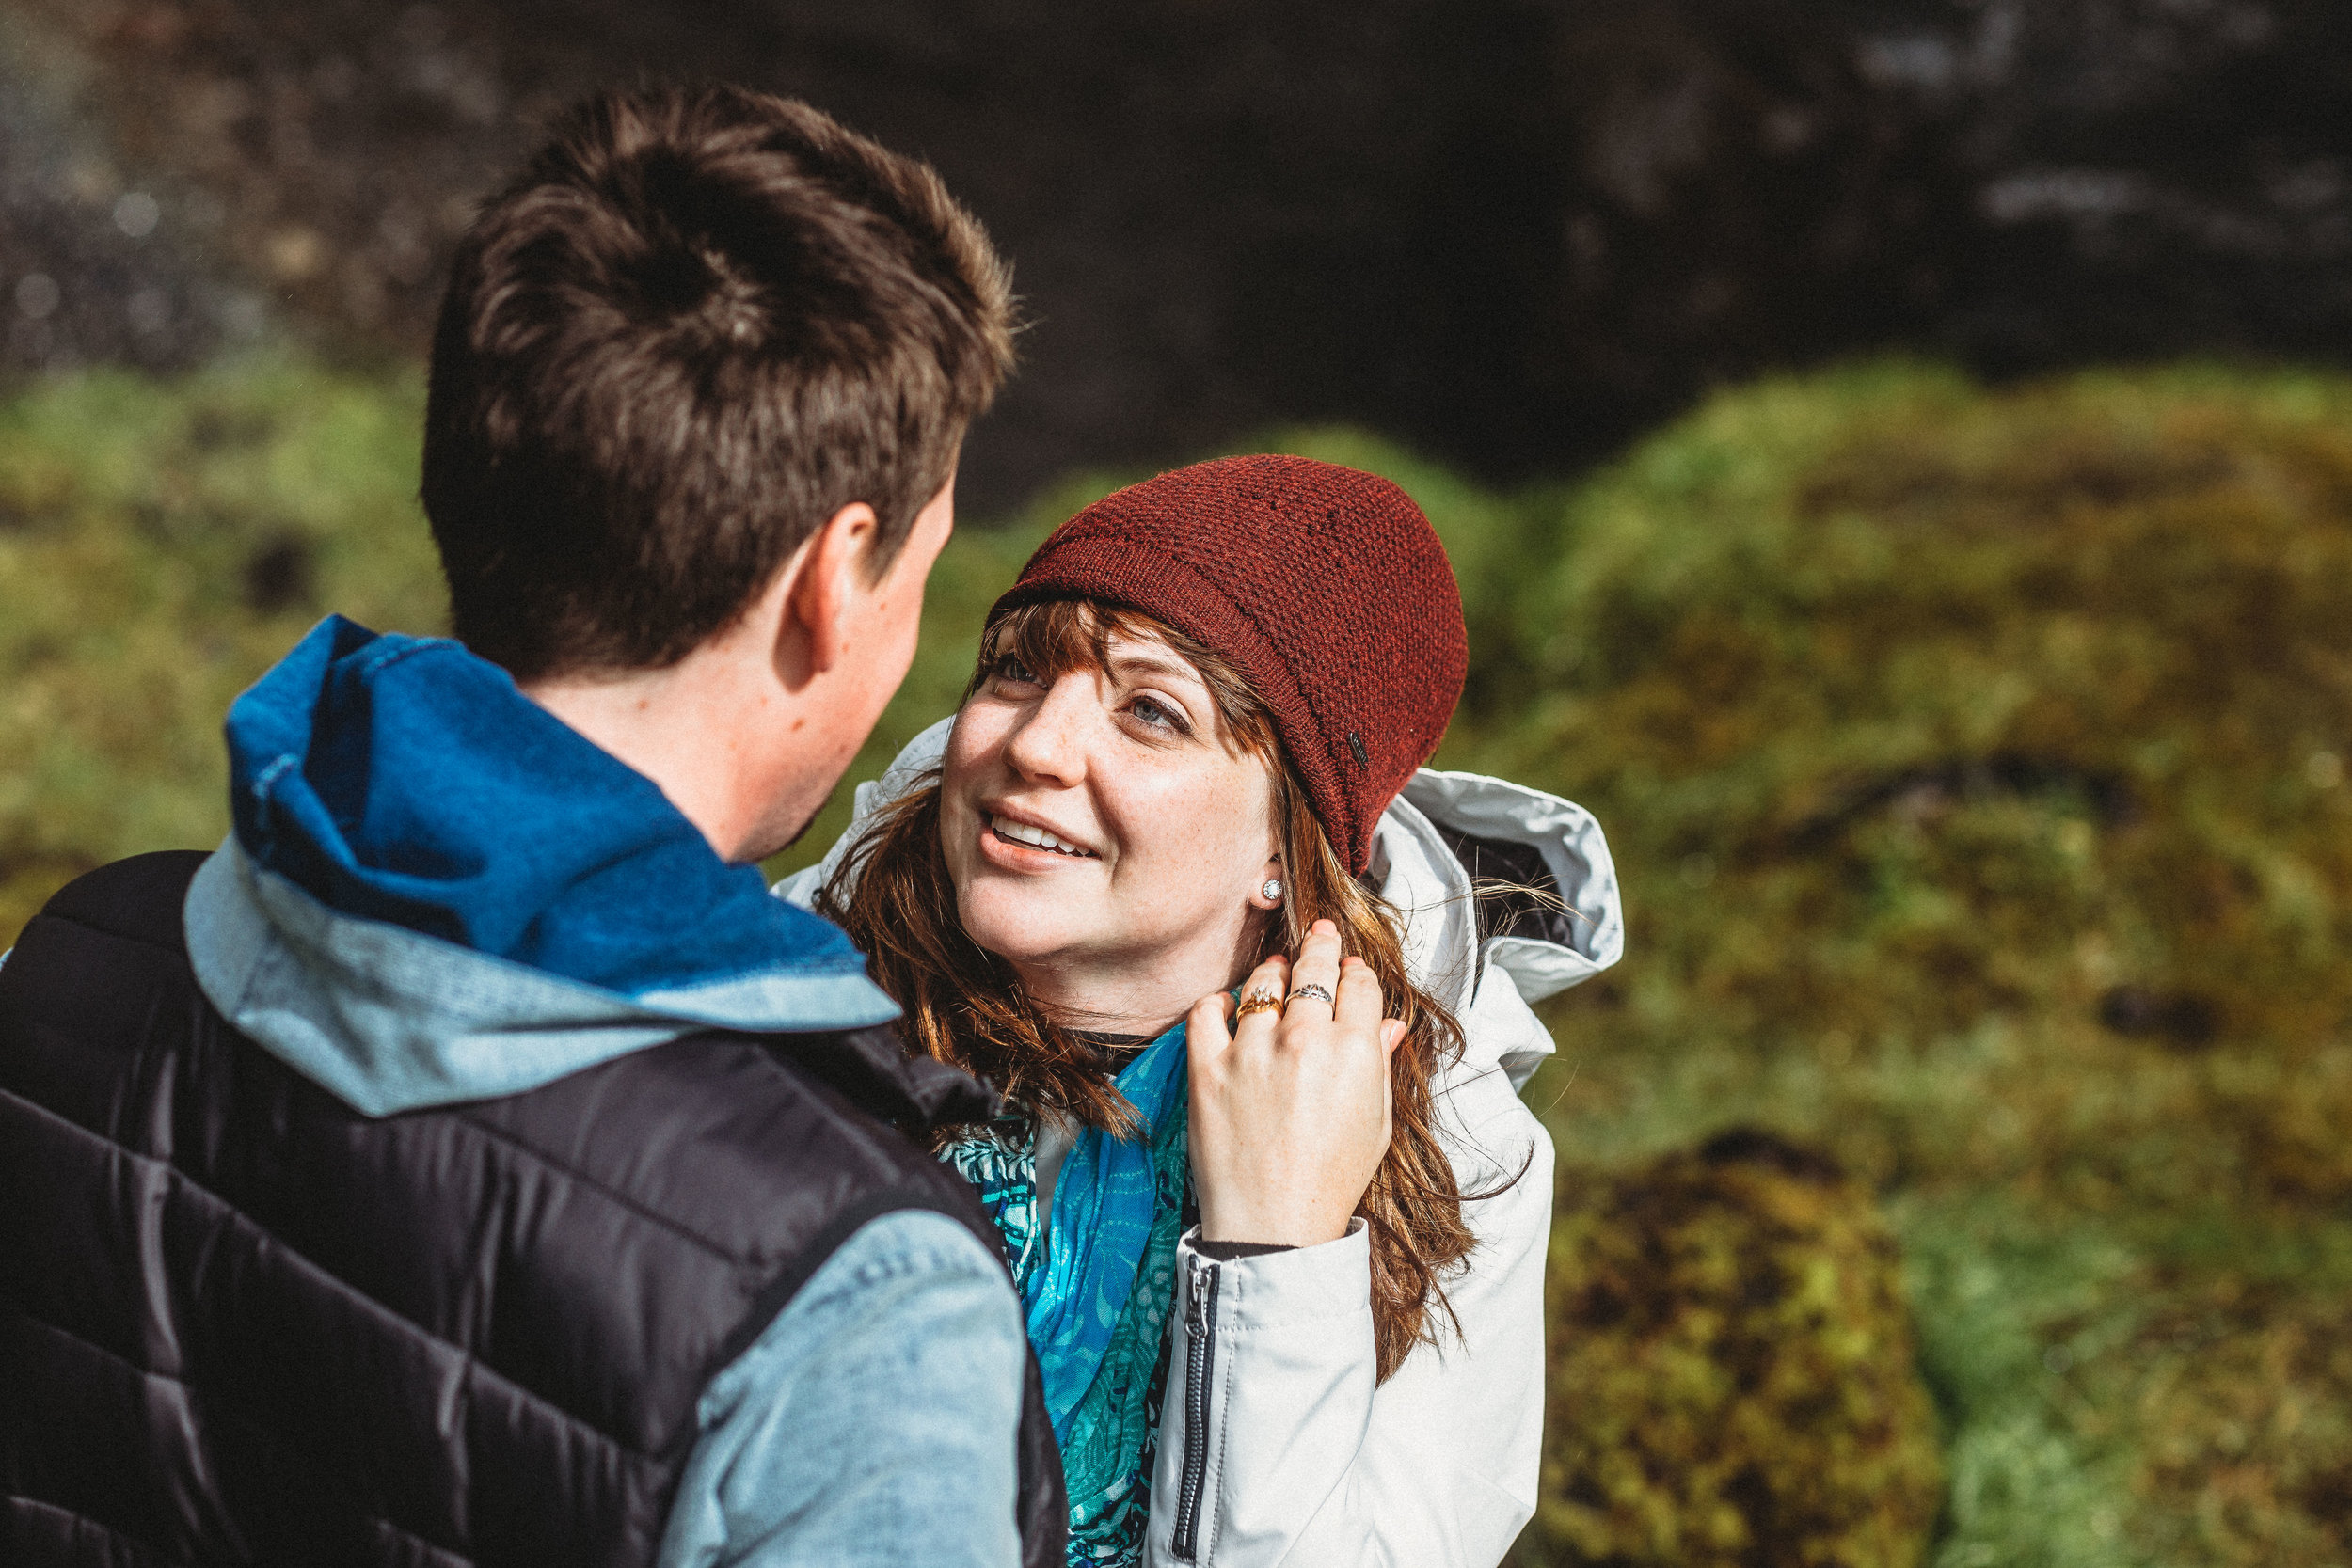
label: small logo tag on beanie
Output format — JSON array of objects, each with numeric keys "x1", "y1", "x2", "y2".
[{"x1": 1347, "y1": 733, "x2": 1370, "y2": 768}]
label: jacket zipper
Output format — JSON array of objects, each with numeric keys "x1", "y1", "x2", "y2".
[{"x1": 1171, "y1": 1255, "x2": 1221, "y2": 1560}]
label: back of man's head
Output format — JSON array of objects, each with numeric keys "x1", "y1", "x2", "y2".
[{"x1": 421, "y1": 85, "x2": 1015, "y2": 680}]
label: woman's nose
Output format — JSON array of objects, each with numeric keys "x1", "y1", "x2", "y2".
[{"x1": 1001, "y1": 673, "x2": 1094, "y2": 786}]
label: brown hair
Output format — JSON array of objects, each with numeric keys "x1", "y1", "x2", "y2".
[
  {"x1": 821, "y1": 598, "x2": 1476, "y2": 1380},
  {"x1": 421, "y1": 84, "x2": 1016, "y2": 679}
]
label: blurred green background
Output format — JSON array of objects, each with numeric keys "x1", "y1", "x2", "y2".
[{"x1": 6, "y1": 356, "x2": 2350, "y2": 1567}]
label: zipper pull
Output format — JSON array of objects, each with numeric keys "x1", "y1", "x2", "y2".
[{"x1": 1186, "y1": 1257, "x2": 1213, "y2": 1336}]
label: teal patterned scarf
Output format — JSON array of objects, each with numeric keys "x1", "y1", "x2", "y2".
[{"x1": 940, "y1": 1021, "x2": 1190, "y2": 1567}]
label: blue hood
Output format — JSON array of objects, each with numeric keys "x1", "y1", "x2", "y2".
[{"x1": 185, "y1": 615, "x2": 898, "y2": 1117}]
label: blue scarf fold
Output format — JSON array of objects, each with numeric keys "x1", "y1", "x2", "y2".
[
  {"x1": 943, "y1": 1020, "x2": 1192, "y2": 1566},
  {"x1": 1028, "y1": 1022, "x2": 1190, "y2": 1438}
]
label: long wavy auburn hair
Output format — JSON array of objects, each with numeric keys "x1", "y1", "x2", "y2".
[{"x1": 819, "y1": 597, "x2": 1477, "y2": 1381}]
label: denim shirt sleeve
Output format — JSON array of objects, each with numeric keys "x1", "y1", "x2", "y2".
[{"x1": 656, "y1": 1209, "x2": 1029, "y2": 1568}]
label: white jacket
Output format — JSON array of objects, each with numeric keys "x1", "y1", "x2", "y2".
[{"x1": 778, "y1": 721, "x2": 1625, "y2": 1568}]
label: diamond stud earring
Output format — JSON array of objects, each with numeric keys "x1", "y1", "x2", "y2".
[{"x1": 1262, "y1": 879, "x2": 1283, "y2": 904}]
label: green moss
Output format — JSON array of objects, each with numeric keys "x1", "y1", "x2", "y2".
[
  {"x1": 0, "y1": 356, "x2": 443, "y2": 940},
  {"x1": 1492, "y1": 362, "x2": 2352, "y2": 1206},
  {"x1": 2095, "y1": 1275, "x2": 2352, "y2": 1565},
  {"x1": 1496, "y1": 360, "x2": 2352, "y2": 1565},
  {"x1": 1520, "y1": 1131, "x2": 1944, "y2": 1568},
  {"x1": 1893, "y1": 1195, "x2": 2145, "y2": 1568}
]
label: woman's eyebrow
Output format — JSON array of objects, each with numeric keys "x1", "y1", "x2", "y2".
[{"x1": 1104, "y1": 651, "x2": 1201, "y2": 688}]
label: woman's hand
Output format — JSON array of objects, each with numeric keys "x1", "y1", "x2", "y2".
[{"x1": 1185, "y1": 919, "x2": 1407, "y2": 1247}]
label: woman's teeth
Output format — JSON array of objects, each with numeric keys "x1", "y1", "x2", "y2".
[{"x1": 989, "y1": 815, "x2": 1096, "y2": 858}]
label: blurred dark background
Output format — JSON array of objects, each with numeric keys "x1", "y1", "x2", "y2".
[{"x1": 5, "y1": 0, "x2": 2350, "y2": 511}]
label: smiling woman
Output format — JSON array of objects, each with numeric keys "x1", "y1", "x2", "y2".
[
  {"x1": 946, "y1": 607, "x2": 1284, "y2": 1049},
  {"x1": 782, "y1": 454, "x2": 1624, "y2": 1568}
]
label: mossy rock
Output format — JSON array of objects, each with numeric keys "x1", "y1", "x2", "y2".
[
  {"x1": 1480, "y1": 362, "x2": 2352, "y2": 1209},
  {"x1": 1518, "y1": 1129, "x2": 1943, "y2": 1568}
]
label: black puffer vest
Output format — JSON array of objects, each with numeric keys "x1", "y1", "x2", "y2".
[{"x1": 0, "y1": 851, "x2": 1066, "y2": 1568}]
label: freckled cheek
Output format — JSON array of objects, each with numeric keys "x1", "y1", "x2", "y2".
[
  {"x1": 941, "y1": 708, "x2": 1001, "y2": 786},
  {"x1": 936, "y1": 732, "x2": 988, "y2": 879},
  {"x1": 940, "y1": 718, "x2": 1006, "y2": 831},
  {"x1": 1100, "y1": 773, "x2": 1254, "y2": 885}
]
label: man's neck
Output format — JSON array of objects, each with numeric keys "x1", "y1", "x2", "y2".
[{"x1": 521, "y1": 649, "x2": 826, "y2": 865}]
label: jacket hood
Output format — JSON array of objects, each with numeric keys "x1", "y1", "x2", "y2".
[
  {"x1": 186, "y1": 616, "x2": 898, "y2": 1117},
  {"x1": 774, "y1": 718, "x2": 1623, "y2": 1089}
]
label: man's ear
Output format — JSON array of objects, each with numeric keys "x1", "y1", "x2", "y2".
[{"x1": 774, "y1": 500, "x2": 881, "y2": 686}]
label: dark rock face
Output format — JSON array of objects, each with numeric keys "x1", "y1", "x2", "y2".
[
  {"x1": 4, "y1": 0, "x2": 2348, "y2": 508},
  {"x1": 0, "y1": 24, "x2": 243, "y2": 372}
]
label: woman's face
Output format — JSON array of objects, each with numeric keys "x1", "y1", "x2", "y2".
[{"x1": 939, "y1": 626, "x2": 1279, "y2": 1023}]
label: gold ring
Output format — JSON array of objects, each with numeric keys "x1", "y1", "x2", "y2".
[{"x1": 1236, "y1": 986, "x2": 1282, "y2": 1019}]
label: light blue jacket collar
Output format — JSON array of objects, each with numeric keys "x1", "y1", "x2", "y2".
[{"x1": 185, "y1": 836, "x2": 899, "y2": 1117}]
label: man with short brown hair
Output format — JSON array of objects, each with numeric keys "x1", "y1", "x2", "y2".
[
  {"x1": 422, "y1": 86, "x2": 1014, "y2": 685},
  {"x1": 0, "y1": 86, "x2": 1062, "y2": 1568}
]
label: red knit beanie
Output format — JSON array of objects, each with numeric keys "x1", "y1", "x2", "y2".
[{"x1": 992, "y1": 453, "x2": 1468, "y2": 873}]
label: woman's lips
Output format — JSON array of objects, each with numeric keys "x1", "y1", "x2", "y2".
[{"x1": 980, "y1": 811, "x2": 1100, "y2": 866}]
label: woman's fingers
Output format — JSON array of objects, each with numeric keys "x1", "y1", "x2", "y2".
[
  {"x1": 1285, "y1": 919, "x2": 1345, "y2": 1016},
  {"x1": 1186, "y1": 989, "x2": 1235, "y2": 1059},
  {"x1": 1191, "y1": 927, "x2": 1402, "y2": 1248},
  {"x1": 1232, "y1": 952, "x2": 1290, "y2": 1040},
  {"x1": 1333, "y1": 951, "x2": 1385, "y2": 1030}
]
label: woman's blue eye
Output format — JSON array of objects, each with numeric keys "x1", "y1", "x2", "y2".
[
  {"x1": 1131, "y1": 695, "x2": 1184, "y2": 732},
  {"x1": 995, "y1": 656, "x2": 1041, "y2": 686}
]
